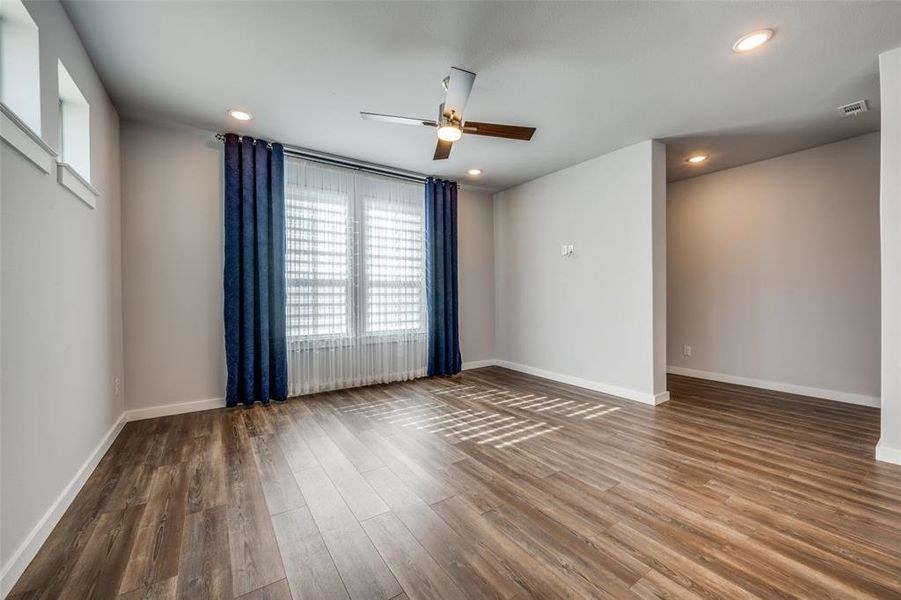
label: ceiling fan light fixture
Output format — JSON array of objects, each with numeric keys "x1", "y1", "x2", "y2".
[{"x1": 437, "y1": 124, "x2": 463, "y2": 142}]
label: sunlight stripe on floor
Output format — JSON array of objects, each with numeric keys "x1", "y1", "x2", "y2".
[
  {"x1": 428, "y1": 412, "x2": 491, "y2": 433},
  {"x1": 495, "y1": 425, "x2": 563, "y2": 448},
  {"x1": 506, "y1": 395, "x2": 547, "y2": 407},
  {"x1": 567, "y1": 404, "x2": 605, "y2": 417},
  {"x1": 417, "y1": 410, "x2": 482, "y2": 431},
  {"x1": 441, "y1": 414, "x2": 509, "y2": 436},
  {"x1": 384, "y1": 405, "x2": 451, "y2": 423},
  {"x1": 461, "y1": 388, "x2": 507, "y2": 400},
  {"x1": 554, "y1": 401, "x2": 588, "y2": 413},
  {"x1": 583, "y1": 406, "x2": 620, "y2": 420},
  {"x1": 364, "y1": 403, "x2": 438, "y2": 419},
  {"x1": 433, "y1": 385, "x2": 475, "y2": 395},
  {"x1": 353, "y1": 404, "x2": 421, "y2": 419},
  {"x1": 477, "y1": 422, "x2": 547, "y2": 444},
  {"x1": 513, "y1": 397, "x2": 561, "y2": 411},
  {"x1": 459, "y1": 419, "x2": 532, "y2": 441},
  {"x1": 448, "y1": 415, "x2": 515, "y2": 436},
  {"x1": 536, "y1": 400, "x2": 574, "y2": 412},
  {"x1": 393, "y1": 407, "x2": 469, "y2": 426},
  {"x1": 495, "y1": 426, "x2": 563, "y2": 448},
  {"x1": 343, "y1": 398, "x2": 412, "y2": 413},
  {"x1": 491, "y1": 394, "x2": 535, "y2": 405}
]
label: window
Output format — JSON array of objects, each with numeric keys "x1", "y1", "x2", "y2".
[
  {"x1": 0, "y1": 0, "x2": 41, "y2": 135},
  {"x1": 284, "y1": 157, "x2": 427, "y2": 396},
  {"x1": 57, "y1": 59, "x2": 91, "y2": 182},
  {"x1": 286, "y1": 188, "x2": 352, "y2": 338},
  {"x1": 364, "y1": 194, "x2": 425, "y2": 333},
  {"x1": 285, "y1": 158, "x2": 426, "y2": 340}
]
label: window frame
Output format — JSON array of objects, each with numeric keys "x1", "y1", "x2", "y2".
[
  {"x1": 0, "y1": 0, "x2": 57, "y2": 174},
  {"x1": 284, "y1": 186, "x2": 355, "y2": 344},
  {"x1": 284, "y1": 162, "x2": 427, "y2": 346},
  {"x1": 359, "y1": 194, "x2": 427, "y2": 338},
  {"x1": 57, "y1": 58, "x2": 91, "y2": 183},
  {"x1": 0, "y1": 0, "x2": 41, "y2": 136}
]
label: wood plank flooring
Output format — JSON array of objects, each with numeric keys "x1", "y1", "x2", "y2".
[{"x1": 9, "y1": 367, "x2": 901, "y2": 599}]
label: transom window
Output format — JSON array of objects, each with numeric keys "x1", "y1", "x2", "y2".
[
  {"x1": 57, "y1": 59, "x2": 91, "y2": 182},
  {"x1": 0, "y1": 0, "x2": 41, "y2": 135}
]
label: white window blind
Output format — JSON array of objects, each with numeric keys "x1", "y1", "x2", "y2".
[
  {"x1": 284, "y1": 157, "x2": 427, "y2": 395},
  {"x1": 364, "y1": 198, "x2": 425, "y2": 333},
  {"x1": 285, "y1": 190, "x2": 351, "y2": 338}
]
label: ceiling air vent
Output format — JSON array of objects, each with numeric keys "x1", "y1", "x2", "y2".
[{"x1": 837, "y1": 100, "x2": 868, "y2": 117}]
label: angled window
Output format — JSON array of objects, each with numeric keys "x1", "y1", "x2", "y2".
[
  {"x1": 0, "y1": 0, "x2": 41, "y2": 134},
  {"x1": 57, "y1": 59, "x2": 91, "y2": 182}
]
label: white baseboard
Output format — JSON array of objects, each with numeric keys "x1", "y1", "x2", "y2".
[
  {"x1": 666, "y1": 366, "x2": 880, "y2": 408},
  {"x1": 0, "y1": 413, "x2": 126, "y2": 597},
  {"x1": 462, "y1": 359, "x2": 498, "y2": 370},
  {"x1": 493, "y1": 359, "x2": 667, "y2": 406},
  {"x1": 876, "y1": 439, "x2": 901, "y2": 465},
  {"x1": 1, "y1": 395, "x2": 224, "y2": 595},
  {"x1": 124, "y1": 396, "x2": 224, "y2": 422}
]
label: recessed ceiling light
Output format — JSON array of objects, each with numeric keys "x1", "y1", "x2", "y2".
[
  {"x1": 228, "y1": 109, "x2": 253, "y2": 121},
  {"x1": 467, "y1": 168, "x2": 482, "y2": 176},
  {"x1": 732, "y1": 29, "x2": 774, "y2": 53},
  {"x1": 687, "y1": 154, "x2": 708, "y2": 164}
]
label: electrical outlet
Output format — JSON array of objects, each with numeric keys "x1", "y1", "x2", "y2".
[
  {"x1": 567, "y1": 244, "x2": 574, "y2": 256},
  {"x1": 682, "y1": 345, "x2": 692, "y2": 358},
  {"x1": 561, "y1": 244, "x2": 568, "y2": 256},
  {"x1": 115, "y1": 377, "x2": 121, "y2": 395}
]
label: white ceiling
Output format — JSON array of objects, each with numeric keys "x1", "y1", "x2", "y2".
[{"x1": 62, "y1": 1, "x2": 900, "y2": 191}]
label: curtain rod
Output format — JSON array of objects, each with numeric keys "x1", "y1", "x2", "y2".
[{"x1": 215, "y1": 133, "x2": 428, "y2": 184}]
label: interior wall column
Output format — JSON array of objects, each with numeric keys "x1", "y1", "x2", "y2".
[{"x1": 877, "y1": 46, "x2": 901, "y2": 465}]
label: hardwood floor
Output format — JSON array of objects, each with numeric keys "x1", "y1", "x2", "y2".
[{"x1": 9, "y1": 367, "x2": 901, "y2": 599}]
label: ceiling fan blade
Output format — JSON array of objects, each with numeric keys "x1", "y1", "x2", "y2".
[
  {"x1": 361, "y1": 112, "x2": 437, "y2": 127},
  {"x1": 463, "y1": 121, "x2": 536, "y2": 141},
  {"x1": 442, "y1": 67, "x2": 476, "y2": 120},
  {"x1": 433, "y1": 139, "x2": 453, "y2": 160}
]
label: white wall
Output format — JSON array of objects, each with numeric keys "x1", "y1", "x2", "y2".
[
  {"x1": 120, "y1": 119, "x2": 497, "y2": 412},
  {"x1": 1, "y1": 0, "x2": 123, "y2": 590},
  {"x1": 120, "y1": 120, "x2": 225, "y2": 414},
  {"x1": 492, "y1": 140, "x2": 668, "y2": 405},
  {"x1": 458, "y1": 186, "x2": 495, "y2": 365},
  {"x1": 878, "y1": 47, "x2": 901, "y2": 464},
  {"x1": 667, "y1": 133, "x2": 881, "y2": 406}
]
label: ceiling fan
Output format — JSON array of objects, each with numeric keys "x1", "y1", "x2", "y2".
[{"x1": 360, "y1": 67, "x2": 536, "y2": 160}]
